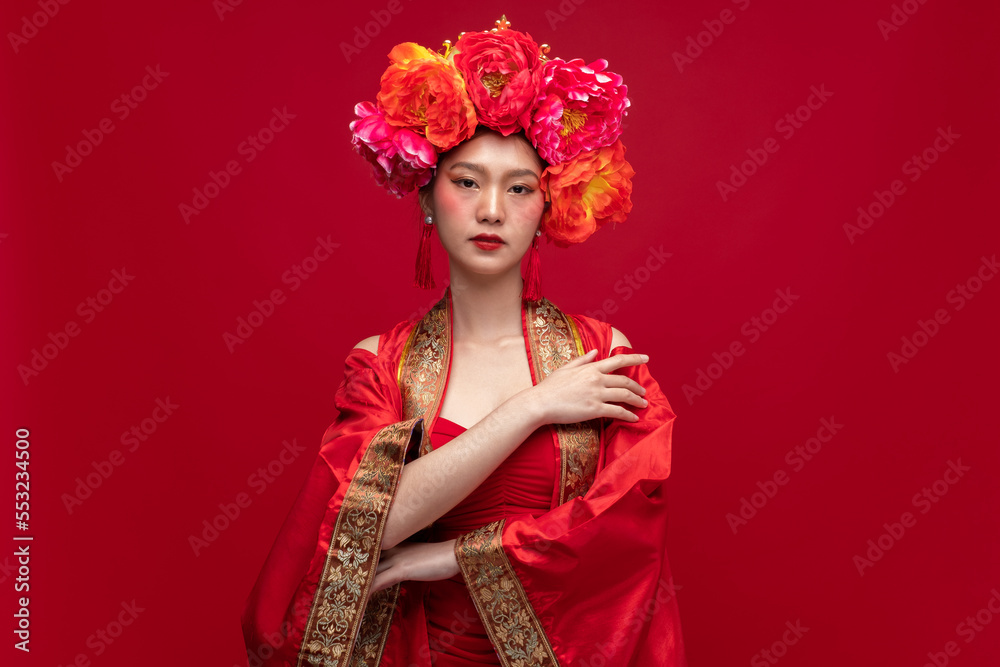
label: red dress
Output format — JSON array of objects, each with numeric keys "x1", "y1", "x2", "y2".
[
  {"x1": 241, "y1": 293, "x2": 687, "y2": 666},
  {"x1": 424, "y1": 417, "x2": 557, "y2": 666}
]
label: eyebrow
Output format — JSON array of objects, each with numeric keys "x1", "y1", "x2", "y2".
[{"x1": 448, "y1": 162, "x2": 540, "y2": 181}]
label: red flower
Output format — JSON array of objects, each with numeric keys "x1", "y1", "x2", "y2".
[
  {"x1": 350, "y1": 101, "x2": 437, "y2": 198},
  {"x1": 541, "y1": 140, "x2": 634, "y2": 246},
  {"x1": 377, "y1": 43, "x2": 477, "y2": 151},
  {"x1": 527, "y1": 58, "x2": 630, "y2": 165},
  {"x1": 452, "y1": 29, "x2": 543, "y2": 135}
]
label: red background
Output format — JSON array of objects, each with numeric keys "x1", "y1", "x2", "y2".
[{"x1": 3, "y1": 0, "x2": 998, "y2": 665}]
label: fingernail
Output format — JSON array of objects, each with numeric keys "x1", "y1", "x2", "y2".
[
  {"x1": 641, "y1": 354, "x2": 649, "y2": 362},
  {"x1": 642, "y1": 398, "x2": 648, "y2": 406}
]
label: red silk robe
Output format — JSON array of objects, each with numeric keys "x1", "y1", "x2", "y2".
[{"x1": 242, "y1": 290, "x2": 687, "y2": 666}]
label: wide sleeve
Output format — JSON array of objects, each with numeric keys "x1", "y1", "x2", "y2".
[
  {"x1": 241, "y1": 346, "x2": 407, "y2": 665},
  {"x1": 454, "y1": 345, "x2": 686, "y2": 667}
]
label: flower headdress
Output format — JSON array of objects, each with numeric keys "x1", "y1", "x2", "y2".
[{"x1": 350, "y1": 16, "x2": 634, "y2": 292}]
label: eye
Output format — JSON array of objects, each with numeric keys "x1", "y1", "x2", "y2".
[
  {"x1": 453, "y1": 178, "x2": 477, "y2": 189},
  {"x1": 510, "y1": 184, "x2": 533, "y2": 194}
]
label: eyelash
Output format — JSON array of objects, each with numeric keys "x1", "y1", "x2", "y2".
[{"x1": 452, "y1": 179, "x2": 534, "y2": 195}]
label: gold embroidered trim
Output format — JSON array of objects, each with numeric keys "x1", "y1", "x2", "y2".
[
  {"x1": 525, "y1": 300, "x2": 601, "y2": 504},
  {"x1": 297, "y1": 419, "x2": 417, "y2": 667},
  {"x1": 564, "y1": 314, "x2": 585, "y2": 357},
  {"x1": 455, "y1": 520, "x2": 560, "y2": 667},
  {"x1": 349, "y1": 585, "x2": 399, "y2": 667},
  {"x1": 397, "y1": 327, "x2": 416, "y2": 387},
  {"x1": 398, "y1": 295, "x2": 450, "y2": 456}
]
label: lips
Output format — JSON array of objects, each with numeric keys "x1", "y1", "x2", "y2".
[{"x1": 471, "y1": 234, "x2": 504, "y2": 251}]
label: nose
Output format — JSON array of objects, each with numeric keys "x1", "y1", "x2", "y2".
[{"x1": 477, "y1": 184, "x2": 504, "y2": 225}]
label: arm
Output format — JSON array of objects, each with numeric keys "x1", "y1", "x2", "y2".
[
  {"x1": 371, "y1": 327, "x2": 644, "y2": 592},
  {"x1": 347, "y1": 333, "x2": 521, "y2": 551},
  {"x1": 379, "y1": 340, "x2": 650, "y2": 550}
]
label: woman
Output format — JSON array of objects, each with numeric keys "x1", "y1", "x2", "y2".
[{"x1": 242, "y1": 17, "x2": 686, "y2": 667}]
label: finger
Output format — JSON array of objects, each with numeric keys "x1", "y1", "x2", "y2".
[
  {"x1": 602, "y1": 374, "x2": 647, "y2": 396},
  {"x1": 369, "y1": 574, "x2": 385, "y2": 597},
  {"x1": 596, "y1": 403, "x2": 641, "y2": 422},
  {"x1": 605, "y1": 388, "x2": 649, "y2": 409},
  {"x1": 562, "y1": 349, "x2": 599, "y2": 367},
  {"x1": 595, "y1": 353, "x2": 648, "y2": 373}
]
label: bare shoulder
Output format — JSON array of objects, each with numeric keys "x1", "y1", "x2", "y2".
[
  {"x1": 610, "y1": 327, "x2": 633, "y2": 350},
  {"x1": 353, "y1": 335, "x2": 379, "y2": 355}
]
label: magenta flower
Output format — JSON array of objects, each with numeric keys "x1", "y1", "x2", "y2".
[
  {"x1": 525, "y1": 58, "x2": 630, "y2": 165},
  {"x1": 349, "y1": 101, "x2": 437, "y2": 198}
]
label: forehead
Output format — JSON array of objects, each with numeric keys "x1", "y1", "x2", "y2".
[{"x1": 439, "y1": 132, "x2": 544, "y2": 173}]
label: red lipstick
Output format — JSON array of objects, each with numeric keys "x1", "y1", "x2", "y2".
[{"x1": 471, "y1": 234, "x2": 504, "y2": 251}]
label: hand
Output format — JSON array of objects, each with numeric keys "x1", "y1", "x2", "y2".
[
  {"x1": 369, "y1": 539, "x2": 460, "y2": 597},
  {"x1": 525, "y1": 349, "x2": 649, "y2": 426}
]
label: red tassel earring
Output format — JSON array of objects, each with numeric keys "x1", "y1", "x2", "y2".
[
  {"x1": 523, "y1": 229, "x2": 542, "y2": 301},
  {"x1": 414, "y1": 215, "x2": 435, "y2": 289}
]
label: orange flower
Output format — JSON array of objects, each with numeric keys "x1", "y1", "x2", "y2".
[
  {"x1": 541, "y1": 140, "x2": 634, "y2": 246},
  {"x1": 377, "y1": 43, "x2": 477, "y2": 151}
]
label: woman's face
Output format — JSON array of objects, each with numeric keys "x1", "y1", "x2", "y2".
[{"x1": 421, "y1": 130, "x2": 546, "y2": 281}]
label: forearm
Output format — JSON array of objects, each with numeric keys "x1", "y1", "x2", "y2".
[{"x1": 380, "y1": 390, "x2": 542, "y2": 549}]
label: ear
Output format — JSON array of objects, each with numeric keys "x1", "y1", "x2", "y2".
[{"x1": 418, "y1": 189, "x2": 433, "y2": 218}]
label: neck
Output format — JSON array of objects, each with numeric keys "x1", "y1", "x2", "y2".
[{"x1": 447, "y1": 264, "x2": 525, "y2": 343}]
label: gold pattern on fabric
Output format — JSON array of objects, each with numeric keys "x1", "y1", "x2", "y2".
[
  {"x1": 455, "y1": 520, "x2": 560, "y2": 667},
  {"x1": 349, "y1": 585, "x2": 399, "y2": 667},
  {"x1": 398, "y1": 296, "x2": 451, "y2": 456},
  {"x1": 297, "y1": 420, "x2": 417, "y2": 667},
  {"x1": 525, "y1": 299, "x2": 601, "y2": 504}
]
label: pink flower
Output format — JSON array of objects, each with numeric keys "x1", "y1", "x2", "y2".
[
  {"x1": 452, "y1": 29, "x2": 543, "y2": 135},
  {"x1": 350, "y1": 101, "x2": 437, "y2": 197},
  {"x1": 526, "y1": 58, "x2": 630, "y2": 165}
]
